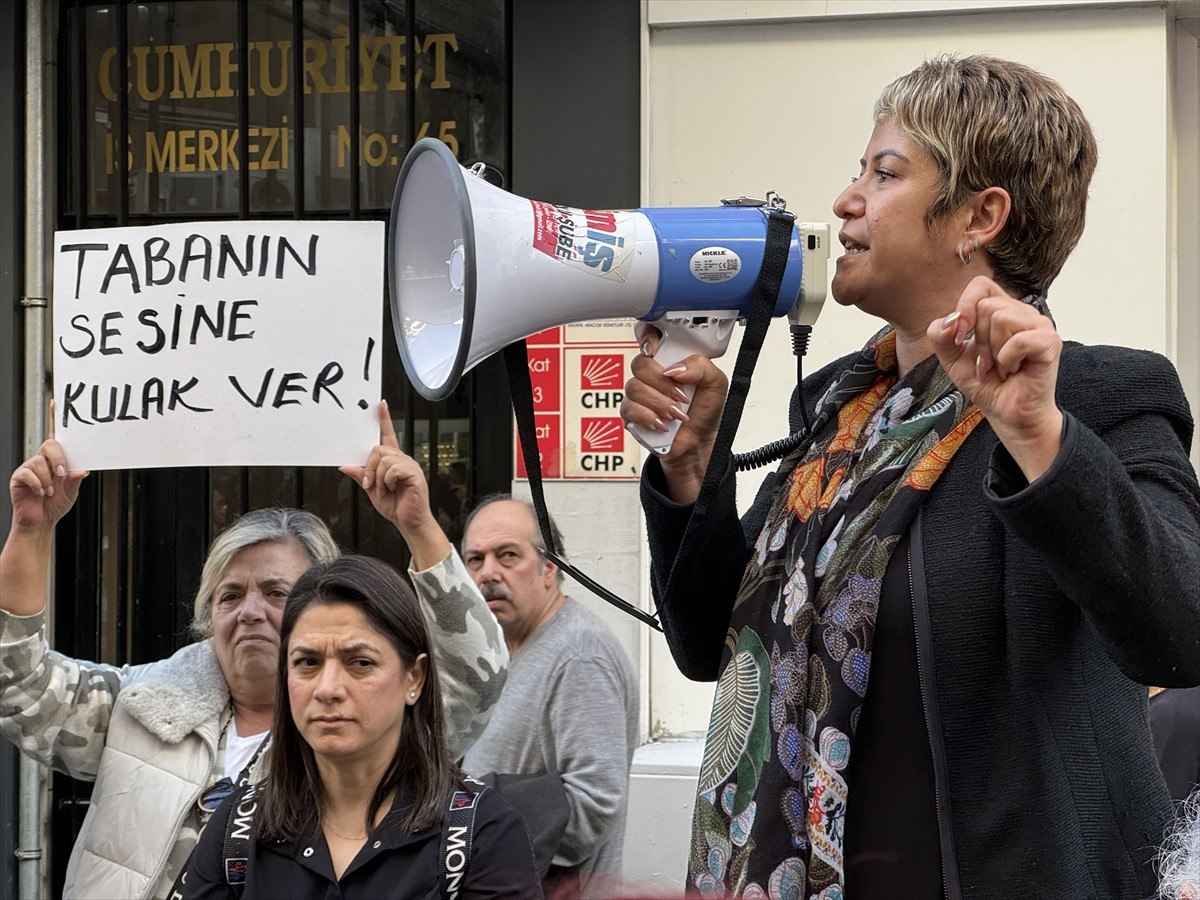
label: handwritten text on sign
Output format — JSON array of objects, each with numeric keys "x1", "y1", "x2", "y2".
[{"x1": 53, "y1": 220, "x2": 383, "y2": 470}]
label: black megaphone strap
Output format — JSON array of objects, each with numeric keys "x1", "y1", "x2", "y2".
[
  {"x1": 503, "y1": 205, "x2": 796, "y2": 632},
  {"x1": 503, "y1": 341, "x2": 663, "y2": 631},
  {"x1": 666, "y1": 207, "x2": 796, "y2": 598}
]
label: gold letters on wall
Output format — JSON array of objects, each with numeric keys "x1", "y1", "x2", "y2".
[
  {"x1": 98, "y1": 30, "x2": 459, "y2": 101},
  {"x1": 93, "y1": 23, "x2": 465, "y2": 192}
]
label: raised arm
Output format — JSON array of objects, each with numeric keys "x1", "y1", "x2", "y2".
[
  {"x1": 408, "y1": 552, "x2": 508, "y2": 761},
  {"x1": 341, "y1": 400, "x2": 454, "y2": 570},
  {"x1": 342, "y1": 402, "x2": 508, "y2": 759},
  {"x1": 929, "y1": 283, "x2": 1200, "y2": 684},
  {"x1": 1, "y1": 437, "x2": 130, "y2": 780},
  {"x1": 3, "y1": 435, "x2": 88, "y2": 617},
  {"x1": 983, "y1": 356, "x2": 1200, "y2": 685}
]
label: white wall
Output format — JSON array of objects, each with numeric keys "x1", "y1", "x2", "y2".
[
  {"x1": 505, "y1": 1, "x2": 1198, "y2": 888},
  {"x1": 610, "y1": 0, "x2": 1200, "y2": 889},
  {"x1": 641, "y1": 0, "x2": 1200, "y2": 738},
  {"x1": 1174, "y1": 18, "x2": 1200, "y2": 428}
]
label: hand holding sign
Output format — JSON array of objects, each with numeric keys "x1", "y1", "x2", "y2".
[
  {"x1": 53, "y1": 221, "x2": 383, "y2": 470},
  {"x1": 9, "y1": 406, "x2": 89, "y2": 533}
]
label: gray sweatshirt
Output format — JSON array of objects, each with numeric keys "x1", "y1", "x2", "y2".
[{"x1": 463, "y1": 597, "x2": 638, "y2": 898}]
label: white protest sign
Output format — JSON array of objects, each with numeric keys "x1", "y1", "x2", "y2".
[{"x1": 52, "y1": 220, "x2": 383, "y2": 470}]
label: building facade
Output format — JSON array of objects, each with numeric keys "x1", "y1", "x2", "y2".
[
  {"x1": 2, "y1": 0, "x2": 1198, "y2": 896},
  {"x1": 0, "y1": 1, "x2": 641, "y2": 895}
]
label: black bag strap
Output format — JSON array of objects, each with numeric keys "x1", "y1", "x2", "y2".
[
  {"x1": 217, "y1": 736, "x2": 268, "y2": 895},
  {"x1": 166, "y1": 747, "x2": 264, "y2": 900},
  {"x1": 220, "y1": 782, "x2": 258, "y2": 897},
  {"x1": 440, "y1": 778, "x2": 487, "y2": 900}
]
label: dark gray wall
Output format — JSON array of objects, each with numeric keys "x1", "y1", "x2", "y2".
[{"x1": 511, "y1": 0, "x2": 641, "y2": 209}]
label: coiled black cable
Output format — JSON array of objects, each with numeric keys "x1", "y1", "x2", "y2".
[{"x1": 732, "y1": 324, "x2": 812, "y2": 471}]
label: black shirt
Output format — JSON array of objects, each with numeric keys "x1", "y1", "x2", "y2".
[
  {"x1": 1149, "y1": 686, "x2": 1200, "y2": 803},
  {"x1": 179, "y1": 782, "x2": 542, "y2": 899},
  {"x1": 842, "y1": 535, "x2": 943, "y2": 899}
]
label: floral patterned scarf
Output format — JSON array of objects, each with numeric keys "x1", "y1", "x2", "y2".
[{"x1": 689, "y1": 329, "x2": 982, "y2": 899}]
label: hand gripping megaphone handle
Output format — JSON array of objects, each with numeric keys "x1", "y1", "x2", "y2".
[{"x1": 628, "y1": 310, "x2": 740, "y2": 456}]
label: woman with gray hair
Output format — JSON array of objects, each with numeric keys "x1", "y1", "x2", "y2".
[{"x1": 0, "y1": 403, "x2": 506, "y2": 900}]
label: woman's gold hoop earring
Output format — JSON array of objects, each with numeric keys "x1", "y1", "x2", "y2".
[{"x1": 958, "y1": 244, "x2": 972, "y2": 265}]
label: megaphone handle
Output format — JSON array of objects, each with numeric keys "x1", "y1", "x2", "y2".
[{"x1": 629, "y1": 312, "x2": 739, "y2": 457}]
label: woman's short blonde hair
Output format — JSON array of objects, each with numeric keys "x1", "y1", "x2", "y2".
[
  {"x1": 875, "y1": 54, "x2": 1098, "y2": 298},
  {"x1": 190, "y1": 507, "x2": 340, "y2": 639}
]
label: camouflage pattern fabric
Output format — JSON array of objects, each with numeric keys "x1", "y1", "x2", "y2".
[
  {"x1": 0, "y1": 609, "x2": 129, "y2": 781},
  {"x1": 1, "y1": 611, "x2": 226, "y2": 900},
  {"x1": 411, "y1": 550, "x2": 510, "y2": 761}
]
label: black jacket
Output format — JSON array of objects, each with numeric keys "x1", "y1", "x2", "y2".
[
  {"x1": 643, "y1": 343, "x2": 1200, "y2": 899},
  {"x1": 179, "y1": 782, "x2": 542, "y2": 899},
  {"x1": 1149, "y1": 686, "x2": 1200, "y2": 802}
]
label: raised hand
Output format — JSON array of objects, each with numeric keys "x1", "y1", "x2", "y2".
[
  {"x1": 3, "y1": 409, "x2": 89, "y2": 616},
  {"x1": 928, "y1": 275, "x2": 1064, "y2": 482},
  {"x1": 340, "y1": 400, "x2": 450, "y2": 569},
  {"x1": 9, "y1": 411, "x2": 89, "y2": 533},
  {"x1": 620, "y1": 324, "x2": 730, "y2": 504}
]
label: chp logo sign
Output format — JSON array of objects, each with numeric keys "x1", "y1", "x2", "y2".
[
  {"x1": 581, "y1": 354, "x2": 624, "y2": 390},
  {"x1": 566, "y1": 347, "x2": 637, "y2": 477},
  {"x1": 581, "y1": 418, "x2": 623, "y2": 453},
  {"x1": 516, "y1": 324, "x2": 641, "y2": 481}
]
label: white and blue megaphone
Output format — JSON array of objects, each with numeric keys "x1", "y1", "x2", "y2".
[{"x1": 389, "y1": 137, "x2": 830, "y2": 455}]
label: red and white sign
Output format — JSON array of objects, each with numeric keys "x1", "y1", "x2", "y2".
[
  {"x1": 527, "y1": 326, "x2": 562, "y2": 346},
  {"x1": 580, "y1": 354, "x2": 625, "y2": 390},
  {"x1": 513, "y1": 320, "x2": 641, "y2": 480},
  {"x1": 515, "y1": 414, "x2": 562, "y2": 479},
  {"x1": 581, "y1": 417, "x2": 624, "y2": 452},
  {"x1": 528, "y1": 348, "x2": 561, "y2": 411}
]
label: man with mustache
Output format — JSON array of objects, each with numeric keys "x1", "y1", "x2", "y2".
[{"x1": 460, "y1": 496, "x2": 638, "y2": 899}]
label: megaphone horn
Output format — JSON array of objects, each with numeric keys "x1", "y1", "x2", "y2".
[{"x1": 389, "y1": 137, "x2": 830, "y2": 454}]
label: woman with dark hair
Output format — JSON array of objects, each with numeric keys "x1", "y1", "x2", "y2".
[{"x1": 177, "y1": 554, "x2": 541, "y2": 899}]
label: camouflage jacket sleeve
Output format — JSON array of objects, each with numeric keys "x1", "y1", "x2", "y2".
[
  {"x1": 410, "y1": 550, "x2": 509, "y2": 761},
  {"x1": 0, "y1": 609, "x2": 127, "y2": 781}
]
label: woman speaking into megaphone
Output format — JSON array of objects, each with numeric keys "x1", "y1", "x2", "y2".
[{"x1": 622, "y1": 54, "x2": 1200, "y2": 900}]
